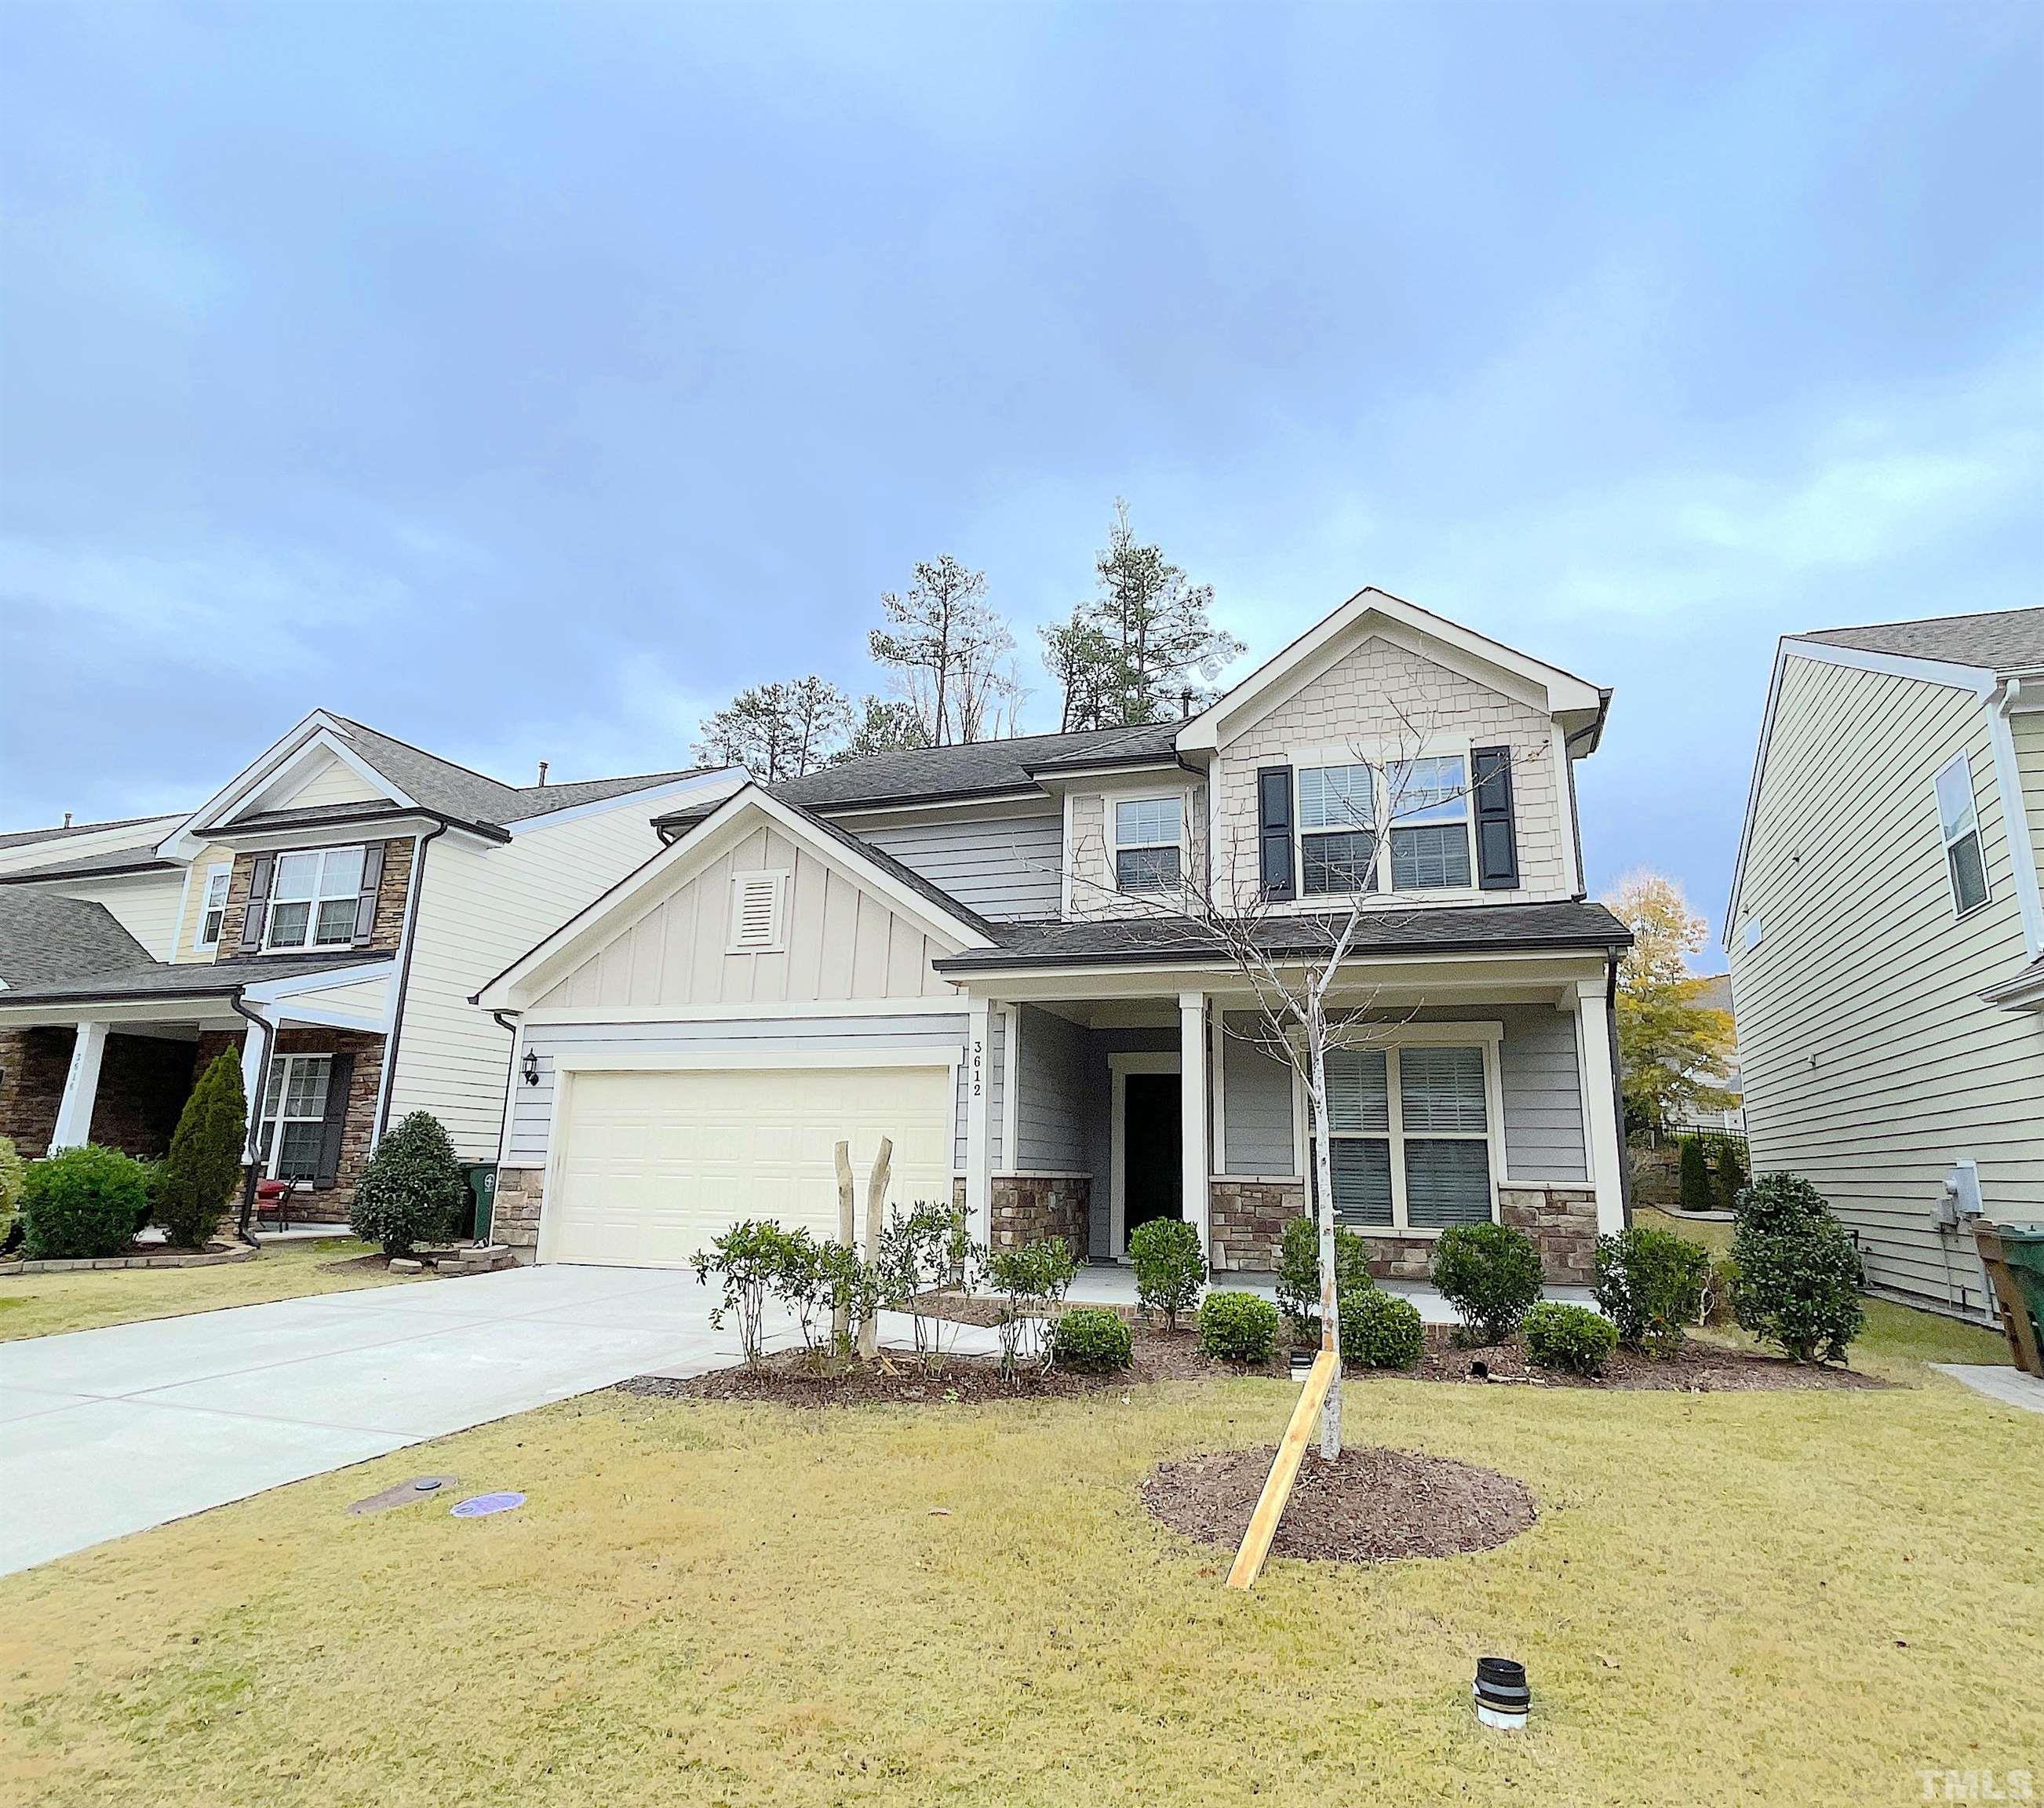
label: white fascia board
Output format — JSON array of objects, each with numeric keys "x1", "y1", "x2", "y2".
[
  {"x1": 1178, "y1": 587, "x2": 1605, "y2": 755},
  {"x1": 158, "y1": 714, "x2": 413, "y2": 860},
  {"x1": 501, "y1": 767, "x2": 748, "y2": 836},
  {"x1": 241, "y1": 960, "x2": 396, "y2": 1004},
  {"x1": 520, "y1": 997, "x2": 967, "y2": 1025},
  {"x1": 1723, "y1": 638, "x2": 1998, "y2": 946},
  {"x1": 475, "y1": 786, "x2": 990, "y2": 1011}
]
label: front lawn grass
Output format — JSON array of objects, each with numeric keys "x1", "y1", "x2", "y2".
[
  {"x1": 1, "y1": 1337, "x2": 2036, "y2": 1806},
  {"x1": 0, "y1": 1237, "x2": 417, "y2": 1343}
]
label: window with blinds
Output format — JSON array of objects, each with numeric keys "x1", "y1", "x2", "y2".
[{"x1": 1323, "y1": 1041, "x2": 1493, "y2": 1232}]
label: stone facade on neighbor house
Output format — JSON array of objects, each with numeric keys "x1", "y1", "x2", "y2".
[
  {"x1": 990, "y1": 1173, "x2": 1090, "y2": 1256},
  {"x1": 1498, "y1": 1186, "x2": 1599, "y2": 1285},
  {"x1": 193, "y1": 1024, "x2": 388, "y2": 1221},
  {"x1": 0, "y1": 1028, "x2": 72, "y2": 1161},
  {"x1": 217, "y1": 837, "x2": 413, "y2": 958},
  {"x1": 0, "y1": 1026, "x2": 195, "y2": 1161}
]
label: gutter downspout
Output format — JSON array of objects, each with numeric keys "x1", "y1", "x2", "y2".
[
  {"x1": 1562, "y1": 716, "x2": 1601, "y2": 903},
  {"x1": 373, "y1": 821, "x2": 447, "y2": 1139},
  {"x1": 490, "y1": 1009, "x2": 519, "y2": 1168},
  {"x1": 1605, "y1": 952, "x2": 1632, "y2": 1221},
  {"x1": 228, "y1": 991, "x2": 275, "y2": 1244}
]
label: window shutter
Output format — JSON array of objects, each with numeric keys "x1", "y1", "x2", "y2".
[
  {"x1": 352, "y1": 843, "x2": 386, "y2": 946},
  {"x1": 1471, "y1": 746, "x2": 1518, "y2": 891},
  {"x1": 1257, "y1": 766, "x2": 1295, "y2": 900},
  {"x1": 239, "y1": 855, "x2": 274, "y2": 954},
  {"x1": 312, "y1": 1052, "x2": 354, "y2": 1190}
]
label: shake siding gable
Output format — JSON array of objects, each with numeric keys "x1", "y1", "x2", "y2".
[{"x1": 1729, "y1": 655, "x2": 2044, "y2": 1320}]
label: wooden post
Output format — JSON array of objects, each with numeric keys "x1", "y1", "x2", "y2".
[
  {"x1": 859, "y1": 1137, "x2": 892, "y2": 1359},
  {"x1": 1225, "y1": 1348, "x2": 1339, "y2": 1591},
  {"x1": 833, "y1": 1140, "x2": 855, "y2": 1348}
]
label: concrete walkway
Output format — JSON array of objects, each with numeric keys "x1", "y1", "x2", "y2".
[
  {"x1": 1931, "y1": 1364, "x2": 2044, "y2": 1416},
  {"x1": 0, "y1": 1263, "x2": 980, "y2": 1577}
]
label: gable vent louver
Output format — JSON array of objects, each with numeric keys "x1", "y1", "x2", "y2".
[{"x1": 729, "y1": 872, "x2": 786, "y2": 952}]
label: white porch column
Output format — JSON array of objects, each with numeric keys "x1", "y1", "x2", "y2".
[
  {"x1": 239, "y1": 1018, "x2": 271, "y2": 1164},
  {"x1": 49, "y1": 1020, "x2": 110, "y2": 1151},
  {"x1": 964, "y1": 994, "x2": 993, "y2": 1245},
  {"x1": 1575, "y1": 977, "x2": 1627, "y2": 1235},
  {"x1": 1179, "y1": 990, "x2": 1211, "y2": 1263}
]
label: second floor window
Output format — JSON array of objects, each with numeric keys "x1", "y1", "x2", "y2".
[
  {"x1": 1386, "y1": 755, "x2": 1473, "y2": 890},
  {"x1": 1114, "y1": 796, "x2": 1183, "y2": 893},
  {"x1": 1299, "y1": 763, "x2": 1375, "y2": 895},
  {"x1": 1934, "y1": 753, "x2": 1990, "y2": 917},
  {"x1": 1296, "y1": 755, "x2": 1477, "y2": 897},
  {"x1": 268, "y1": 846, "x2": 366, "y2": 950},
  {"x1": 198, "y1": 866, "x2": 231, "y2": 950}
]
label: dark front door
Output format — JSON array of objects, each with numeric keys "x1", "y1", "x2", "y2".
[{"x1": 1123, "y1": 1071, "x2": 1182, "y2": 1241}]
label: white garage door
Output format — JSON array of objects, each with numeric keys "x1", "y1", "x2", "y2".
[{"x1": 543, "y1": 1061, "x2": 957, "y2": 1267}]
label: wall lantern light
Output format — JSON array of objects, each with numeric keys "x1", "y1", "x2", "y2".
[{"x1": 521, "y1": 1051, "x2": 541, "y2": 1087}]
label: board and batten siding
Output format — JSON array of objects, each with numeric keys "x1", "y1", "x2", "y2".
[
  {"x1": 536, "y1": 824, "x2": 960, "y2": 1013},
  {"x1": 505, "y1": 1014, "x2": 971, "y2": 1173},
  {"x1": 858, "y1": 814, "x2": 1062, "y2": 921},
  {"x1": 384, "y1": 805, "x2": 679, "y2": 1159},
  {"x1": 1729, "y1": 655, "x2": 2044, "y2": 1320}
]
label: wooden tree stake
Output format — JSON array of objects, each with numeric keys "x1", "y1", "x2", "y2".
[{"x1": 1225, "y1": 1348, "x2": 1339, "y2": 1591}]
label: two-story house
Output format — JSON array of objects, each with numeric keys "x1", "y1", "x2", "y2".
[
  {"x1": 0, "y1": 714, "x2": 741, "y2": 1217},
  {"x1": 476, "y1": 589, "x2": 1633, "y2": 1283},
  {"x1": 1727, "y1": 607, "x2": 2044, "y2": 1324}
]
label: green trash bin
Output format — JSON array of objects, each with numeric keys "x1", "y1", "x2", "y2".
[
  {"x1": 1974, "y1": 1222, "x2": 2044, "y2": 1377},
  {"x1": 460, "y1": 1162, "x2": 498, "y2": 1245}
]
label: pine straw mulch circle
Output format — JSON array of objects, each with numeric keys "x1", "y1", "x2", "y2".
[{"x1": 1143, "y1": 1444, "x2": 1538, "y2": 1565}]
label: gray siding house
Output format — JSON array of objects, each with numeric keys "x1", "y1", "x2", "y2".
[
  {"x1": 1726, "y1": 608, "x2": 2044, "y2": 1321},
  {"x1": 478, "y1": 588, "x2": 1634, "y2": 1285}
]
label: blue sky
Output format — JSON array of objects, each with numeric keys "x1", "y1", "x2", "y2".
[{"x1": 2, "y1": 2, "x2": 2039, "y2": 954}]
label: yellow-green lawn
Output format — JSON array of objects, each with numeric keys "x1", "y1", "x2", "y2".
[
  {"x1": 0, "y1": 1237, "x2": 421, "y2": 1343},
  {"x1": 1, "y1": 1308, "x2": 2037, "y2": 1807}
]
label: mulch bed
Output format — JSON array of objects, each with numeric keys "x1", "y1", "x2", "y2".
[
  {"x1": 1143, "y1": 1444, "x2": 1538, "y2": 1564},
  {"x1": 1377, "y1": 1324, "x2": 1889, "y2": 1392}
]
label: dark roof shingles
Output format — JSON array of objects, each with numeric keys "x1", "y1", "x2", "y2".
[
  {"x1": 1797, "y1": 608, "x2": 2044, "y2": 674},
  {"x1": 0, "y1": 950, "x2": 389, "y2": 1007},
  {"x1": 766, "y1": 721, "x2": 1183, "y2": 813},
  {"x1": 0, "y1": 892, "x2": 155, "y2": 989}
]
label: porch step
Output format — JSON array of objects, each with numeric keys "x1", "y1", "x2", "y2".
[{"x1": 428, "y1": 1245, "x2": 519, "y2": 1278}]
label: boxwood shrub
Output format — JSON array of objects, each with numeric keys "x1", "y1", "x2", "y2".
[
  {"x1": 1051, "y1": 1306, "x2": 1133, "y2": 1372},
  {"x1": 1339, "y1": 1286, "x2": 1424, "y2": 1369},
  {"x1": 1430, "y1": 1221, "x2": 1543, "y2": 1345},
  {"x1": 17, "y1": 1144, "x2": 150, "y2": 1261},
  {"x1": 1273, "y1": 1216, "x2": 1375, "y2": 1333},
  {"x1": 1732, "y1": 1173, "x2": 1864, "y2": 1364},
  {"x1": 350, "y1": 1110, "x2": 464, "y2": 1257},
  {"x1": 1128, "y1": 1218, "x2": 1204, "y2": 1329},
  {"x1": 1594, "y1": 1224, "x2": 1711, "y2": 1358},
  {"x1": 1523, "y1": 1301, "x2": 1618, "y2": 1376},
  {"x1": 1198, "y1": 1290, "x2": 1279, "y2": 1365}
]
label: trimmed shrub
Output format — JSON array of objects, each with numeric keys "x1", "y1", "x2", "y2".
[
  {"x1": 1198, "y1": 1290, "x2": 1280, "y2": 1365},
  {"x1": 1594, "y1": 1224, "x2": 1711, "y2": 1358},
  {"x1": 982, "y1": 1237, "x2": 1078, "y2": 1373},
  {"x1": 1430, "y1": 1221, "x2": 1543, "y2": 1345},
  {"x1": 1273, "y1": 1216, "x2": 1375, "y2": 1332},
  {"x1": 155, "y1": 1050, "x2": 248, "y2": 1248},
  {"x1": 693, "y1": 1219, "x2": 792, "y2": 1368},
  {"x1": 1714, "y1": 1141, "x2": 1747, "y2": 1214},
  {"x1": 1524, "y1": 1301, "x2": 1619, "y2": 1376},
  {"x1": 1128, "y1": 1218, "x2": 1204, "y2": 1329},
  {"x1": 17, "y1": 1145, "x2": 150, "y2": 1260},
  {"x1": 349, "y1": 1110, "x2": 463, "y2": 1257},
  {"x1": 1732, "y1": 1173, "x2": 1864, "y2": 1364},
  {"x1": 1678, "y1": 1136, "x2": 1712, "y2": 1213},
  {"x1": 1052, "y1": 1306, "x2": 1133, "y2": 1372},
  {"x1": 1339, "y1": 1287, "x2": 1424, "y2": 1369}
]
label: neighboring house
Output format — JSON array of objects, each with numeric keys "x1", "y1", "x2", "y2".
[
  {"x1": 1727, "y1": 607, "x2": 2044, "y2": 1323},
  {"x1": 1665, "y1": 973, "x2": 1745, "y2": 1139},
  {"x1": 477, "y1": 588, "x2": 1633, "y2": 1285},
  {"x1": 0, "y1": 714, "x2": 741, "y2": 1218}
]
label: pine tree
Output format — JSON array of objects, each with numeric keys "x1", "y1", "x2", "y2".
[
  {"x1": 157, "y1": 1051, "x2": 248, "y2": 1248},
  {"x1": 694, "y1": 676, "x2": 852, "y2": 779},
  {"x1": 869, "y1": 556, "x2": 1017, "y2": 745},
  {"x1": 831, "y1": 696, "x2": 929, "y2": 765}
]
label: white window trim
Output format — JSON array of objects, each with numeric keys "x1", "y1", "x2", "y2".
[
  {"x1": 1108, "y1": 793, "x2": 1189, "y2": 897},
  {"x1": 1288, "y1": 738, "x2": 1482, "y2": 906},
  {"x1": 195, "y1": 862, "x2": 232, "y2": 952},
  {"x1": 725, "y1": 869, "x2": 789, "y2": 954},
  {"x1": 264, "y1": 844, "x2": 369, "y2": 952},
  {"x1": 1933, "y1": 752, "x2": 1992, "y2": 920},
  {"x1": 1294, "y1": 1021, "x2": 1507, "y2": 1236},
  {"x1": 256, "y1": 1052, "x2": 332, "y2": 1179}
]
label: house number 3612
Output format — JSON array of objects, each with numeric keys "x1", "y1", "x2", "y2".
[{"x1": 971, "y1": 1037, "x2": 984, "y2": 1098}]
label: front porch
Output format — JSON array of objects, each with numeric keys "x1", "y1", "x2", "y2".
[{"x1": 958, "y1": 952, "x2": 1629, "y2": 1286}]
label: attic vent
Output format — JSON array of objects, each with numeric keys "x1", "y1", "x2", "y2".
[{"x1": 728, "y1": 871, "x2": 787, "y2": 953}]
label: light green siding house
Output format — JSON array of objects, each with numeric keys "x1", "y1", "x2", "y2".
[{"x1": 1726, "y1": 608, "x2": 2044, "y2": 1323}]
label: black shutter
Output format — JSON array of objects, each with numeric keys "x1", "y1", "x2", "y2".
[
  {"x1": 239, "y1": 855, "x2": 274, "y2": 954},
  {"x1": 1472, "y1": 746, "x2": 1518, "y2": 891},
  {"x1": 1257, "y1": 766, "x2": 1295, "y2": 900},
  {"x1": 313, "y1": 1053, "x2": 354, "y2": 1190},
  {"x1": 352, "y1": 843, "x2": 385, "y2": 946}
]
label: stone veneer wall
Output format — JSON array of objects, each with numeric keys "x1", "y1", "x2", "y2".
[
  {"x1": 990, "y1": 1174, "x2": 1090, "y2": 1257},
  {"x1": 87, "y1": 1033, "x2": 199, "y2": 1159},
  {"x1": 217, "y1": 837, "x2": 413, "y2": 957},
  {"x1": 494, "y1": 1166, "x2": 543, "y2": 1260},
  {"x1": 0, "y1": 1027, "x2": 76, "y2": 1160},
  {"x1": 1498, "y1": 1184, "x2": 1599, "y2": 1285},
  {"x1": 1208, "y1": 1179, "x2": 1301, "y2": 1272}
]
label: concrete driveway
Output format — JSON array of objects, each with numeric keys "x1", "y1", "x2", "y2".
[{"x1": 0, "y1": 1263, "x2": 756, "y2": 1576}]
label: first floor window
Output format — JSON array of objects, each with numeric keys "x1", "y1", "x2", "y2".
[
  {"x1": 198, "y1": 866, "x2": 231, "y2": 950},
  {"x1": 1385, "y1": 755, "x2": 1473, "y2": 890},
  {"x1": 268, "y1": 845, "x2": 366, "y2": 950},
  {"x1": 1934, "y1": 753, "x2": 1990, "y2": 917},
  {"x1": 257, "y1": 1055, "x2": 331, "y2": 1180},
  {"x1": 1299, "y1": 762, "x2": 1376, "y2": 896},
  {"x1": 1323, "y1": 1041, "x2": 1494, "y2": 1230},
  {"x1": 1113, "y1": 796, "x2": 1183, "y2": 892}
]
